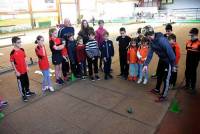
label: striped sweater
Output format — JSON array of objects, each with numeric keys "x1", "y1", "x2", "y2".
[{"x1": 85, "y1": 39, "x2": 100, "y2": 58}]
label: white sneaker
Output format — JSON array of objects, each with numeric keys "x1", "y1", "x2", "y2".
[
  {"x1": 42, "y1": 86, "x2": 48, "y2": 91},
  {"x1": 137, "y1": 79, "x2": 142, "y2": 84},
  {"x1": 49, "y1": 86, "x2": 55, "y2": 92},
  {"x1": 143, "y1": 79, "x2": 148, "y2": 85}
]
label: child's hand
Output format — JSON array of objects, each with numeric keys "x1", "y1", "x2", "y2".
[
  {"x1": 26, "y1": 66, "x2": 29, "y2": 72},
  {"x1": 79, "y1": 62, "x2": 81, "y2": 64},
  {"x1": 92, "y1": 57, "x2": 95, "y2": 61},
  {"x1": 127, "y1": 61, "x2": 129, "y2": 64},
  {"x1": 15, "y1": 71, "x2": 20, "y2": 77}
]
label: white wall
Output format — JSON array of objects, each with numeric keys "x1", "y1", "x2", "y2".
[{"x1": 161, "y1": 0, "x2": 200, "y2": 9}]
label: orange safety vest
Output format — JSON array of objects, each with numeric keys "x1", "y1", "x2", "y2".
[
  {"x1": 186, "y1": 39, "x2": 200, "y2": 53},
  {"x1": 137, "y1": 45, "x2": 149, "y2": 64},
  {"x1": 127, "y1": 47, "x2": 137, "y2": 64}
]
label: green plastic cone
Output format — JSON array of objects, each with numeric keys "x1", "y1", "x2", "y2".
[
  {"x1": 0, "y1": 112, "x2": 4, "y2": 120},
  {"x1": 169, "y1": 99, "x2": 181, "y2": 113},
  {"x1": 71, "y1": 73, "x2": 76, "y2": 81}
]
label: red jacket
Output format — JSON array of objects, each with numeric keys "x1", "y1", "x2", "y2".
[
  {"x1": 35, "y1": 45, "x2": 49, "y2": 70},
  {"x1": 137, "y1": 45, "x2": 149, "y2": 64},
  {"x1": 76, "y1": 44, "x2": 86, "y2": 63},
  {"x1": 172, "y1": 42, "x2": 181, "y2": 65}
]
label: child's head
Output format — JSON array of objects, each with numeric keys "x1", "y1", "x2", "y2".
[
  {"x1": 12, "y1": 36, "x2": 21, "y2": 48},
  {"x1": 189, "y1": 28, "x2": 199, "y2": 41},
  {"x1": 67, "y1": 33, "x2": 74, "y2": 41},
  {"x1": 130, "y1": 38, "x2": 137, "y2": 47},
  {"x1": 141, "y1": 37, "x2": 149, "y2": 46},
  {"x1": 120, "y1": 27, "x2": 126, "y2": 37},
  {"x1": 168, "y1": 34, "x2": 176, "y2": 45},
  {"x1": 88, "y1": 29, "x2": 95, "y2": 40},
  {"x1": 49, "y1": 28, "x2": 57, "y2": 38},
  {"x1": 35, "y1": 35, "x2": 44, "y2": 45},
  {"x1": 103, "y1": 31, "x2": 109, "y2": 40},
  {"x1": 98, "y1": 20, "x2": 104, "y2": 28},
  {"x1": 142, "y1": 25, "x2": 155, "y2": 40},
  {"x1": 165, "y1": 24, "x2": 173, "y2": 36},
  {"x1": 77, "y1": 36, "x2": 83, "y2": 44}
]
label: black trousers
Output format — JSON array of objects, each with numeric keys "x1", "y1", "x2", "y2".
[
  {"x1": 87, "y1": 56, "x2": 98, "y2": 76},
  {"x1": 17, "y1": 73, "x2": 30, "y2": 97},
  {"x1": 70, "y1": 61, "x2": 77, "y2": 76},
  {"x1": 77, "y1": 61, "x2": 87, "y2": 76},
  {"x1": 185, "y1": 52, "x2": 199, "y2": 90},
  {"x1": 170, "y1": 71, "x2": 177, "y2": 86},
  {"x1": 62, "y1": 58, "x2": 69, "y2": 77},
  {"x1": 104, "y1": 57, "x2": 111, "y2": 75},
  {"x1": 119, "y1": 53, "x2": 129, "y2": 77},
  {"x1": 156, "y1": 60, "x2": 171, "y2": 97},
  {"x1": 156, "y1": 59, "x2": 163, "y2": 76}
]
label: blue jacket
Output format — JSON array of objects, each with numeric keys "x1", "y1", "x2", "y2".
[
  {"x1": 144, "y1": 32, "x2": 175, "y2": 67},
  {"x1": 68, "y1": 40, "x2": 77, "y2": 64},
  {"x1": 101, "y1": 40, "x2": 114, "y2": 58}
]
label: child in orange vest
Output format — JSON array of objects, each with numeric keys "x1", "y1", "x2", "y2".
[
  {"x1": 127, "y1": 38, "x2": 138, "y2": 81},
  {"x1": 137, "y1": 37, "x2": 149, "y2": 84},
  {"x1": 168, "y1": 34, "x2": 181, "y2": 89}
]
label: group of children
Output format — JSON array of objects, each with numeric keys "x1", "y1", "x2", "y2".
[{"x1": 8, "y1": 21, "x2": 199, "y2": 102}]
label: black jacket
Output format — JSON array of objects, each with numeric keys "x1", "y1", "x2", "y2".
[{"x1": 101, "y1": 40, "x2": 114, "y2": 58}]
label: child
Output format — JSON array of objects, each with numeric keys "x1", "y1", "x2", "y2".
[
  {"x1": 116, "y1": 27, "x2": 131, "y2": 79},
  {"x1": 49, "y1": 28, "x2": 65, "y2": 85},
  {"x1": 95, "y1": 20, "x2": 107, "y2": 71},
  {"x1": 137, "y1": 37, "x2": 149, "y2": 84},
  {"x1": 67, "y1": 33, "x2": 78, "y2": 78},
  {"x1": 10, "y1": 36, "x2": 35, "y2": 102},
  {"x1": 184, "y1": 28, "x2": 200, "y2": 95},
  {"x1": 168, "y1": 34, "x2": 181, "y2": 89},
  {"x1": 61, "y1": 41, "x2": 69, "y2": 81},
  {"x1": 76, "y1": 36, "x2": 87, "y2": 79},
  {"x1": 35, "y1": 35, "x2": 55, "y2": 92},
  {"x1": 85, "y1": 30, "x2": 101, "y2": 81},
  {"x1": 127, "y1": 38, "x2": 138, "y2": 81},
  {"x1": 101, "y1": 31, "x2": 114, "y2": 80}
]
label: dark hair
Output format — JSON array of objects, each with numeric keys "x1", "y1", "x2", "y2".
[
  {"x1": 12, "y1": 36, "x2": 20, "y2": 44},
  {"x1": 77, "y1": 36, "x2": 83, "y2": 42},
  {"x1": 88, "y1": 29, "x2": 95, "y2": 36},
  {"x1": 189, "y1": 28, "x2": 199, "y2": 35},
  {"x1": 81, "y1": 19, "x2": 89, "y2": 31},
  {"x1": 137, "y1": 28, "x2": 142, "y2": 34},
  {"x1": 98, "y1": 20, "x2": 104, "y2": 25},
  {"x1": 141, "y1": 37, "x2": 149, "y2": 44},
  {"x1": 103, "y1": 31, "x2": 109, "y2": 36},
  {"x1": 120, "y1": 27, "x2": 126, "y2": 32},
  {"x1": 130, "y1": 38, "x2": 137, "y2": 44},
  {"x1": 49, "y1": 28, "x2": 56, "y2": 37},
  {"x1": 168, "y1": 34, "x2": 176, "y2": 41},
  {"x1": 35, "y1": 35, "x2": 43, "y2": 44},
  {"x1": 165, "y1": 24, "x2": 173, "y2": 31}
]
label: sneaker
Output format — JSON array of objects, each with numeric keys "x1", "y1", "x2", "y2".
[
  {"x1": 155, "y1": 96, "x2": 167, "y2": 102},
  {"x1": 56, "y1": 79, "x2": 63, "y2": 85},
  {"x1": 81, "y1": 76, "x2": 86, "y2": 80},
  {"x1": 22, "y1": 96, "x2": 28, "y2": 102},
  {"x1": 95, "y1": 75, "x2": 100, "y2": 80},
  {"x1": 49, "y1": 86, "x2": 55, "y2": 92},
  {"x1": 143, "y1": 79, "x2": 148, "y2": 85},
  {"x1": 59, "y1": 78, "x2": 64, "y2": 84},
  {"x1": 150, "y1": 89, "x2": 160, "y2": 95},
  {"x1": 117, "y1": 73, "x2": 123, "y2": 77},
  {"x1": 90, "y1": 76, "x2": 95, "y2": 82},
  {"x1": 108, "y1": 74, "x2": 113, "y2": 79},
  {"x1": 0, "y1": 101, "x2": 8, "y2": 106},
  {"x1": 42, "y1": 86, "x2": 48, "y2": 92},
  {"x1": 26, "y1": 91, "x2": 35, "y2": 97},
  {"x1": 137, "y1": 79, "x2": 142, "y2": 84},
  {"x1": 128, "y1": 76, "x2": 132, "y2": 81},
  {"x1": 64, "y1": 76, "x2": 69, "y2": 81},
  {"x1": 133, "y1": 76, "x2": 137, "y2": 81}
]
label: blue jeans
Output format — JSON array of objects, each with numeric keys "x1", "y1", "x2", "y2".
[
  {"x1": 138, "y1": 64, "x2": 148, "y2": 80},
  {"x1": 42, "y1": 69, "x2": 52, "y2": 88},
  {"x1": 129, "y1": 63, "x2": 138, "y2": 77}
]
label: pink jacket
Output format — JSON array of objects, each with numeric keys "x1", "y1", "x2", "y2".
[{"x1": 95, "y1": 27, "x2": 107, "y2": 47}]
